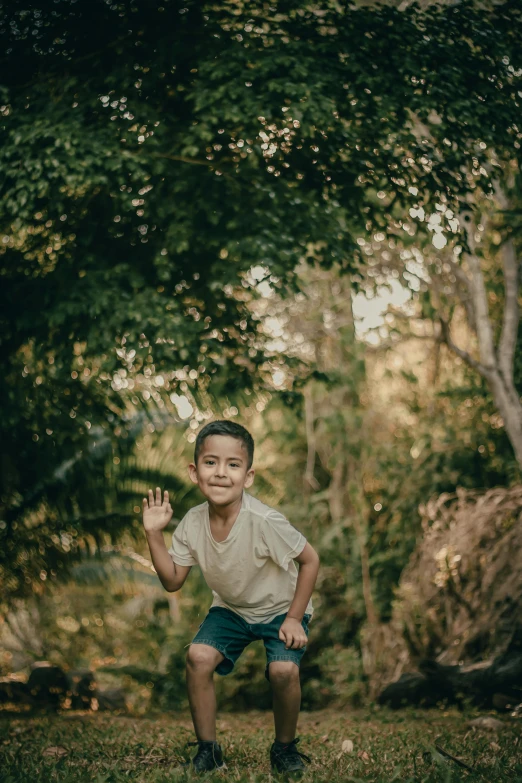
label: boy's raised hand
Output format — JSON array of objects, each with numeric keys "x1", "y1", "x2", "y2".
[{"x1": 142, "y1": 487, "x2": 173, "y2": 533}]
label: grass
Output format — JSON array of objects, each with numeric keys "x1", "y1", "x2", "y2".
[{"x1": 0, "y1": 706, "x2": 521, "y2": 782}]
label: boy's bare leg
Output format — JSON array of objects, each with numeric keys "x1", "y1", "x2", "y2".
[
  {"x1": 186, "y1": 644, "x2": 225, "y2": 741},
  {"x1": 269, "y1": 661, "x2": 301, "y2": 743}
]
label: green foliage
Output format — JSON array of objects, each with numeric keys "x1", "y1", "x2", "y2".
[
  {"x1": 2, "y1": 0, "x2": 522, "y2": 598},
  {"x1": 0, "y1": 416, "x2": 201, "y2": 602},
  {"x1": 305, "y1": 645, "x2": 366, "y2": 708}
]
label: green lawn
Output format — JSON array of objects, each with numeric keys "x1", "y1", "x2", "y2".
[{"x1": 1, "y1": 707, "x2": 520, "y2": 782}]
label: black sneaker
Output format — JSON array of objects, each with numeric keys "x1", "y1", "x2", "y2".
[
  {"x1": 184, "y1": 740, "x2": 226, "y2": 773},
  {"x1": 270, "y1": 738, "x2": 311, "y2": 775}
]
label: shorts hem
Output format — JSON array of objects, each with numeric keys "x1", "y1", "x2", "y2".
[{"x1": 266, "y1": 655, "x2": 303, "y2": 665}]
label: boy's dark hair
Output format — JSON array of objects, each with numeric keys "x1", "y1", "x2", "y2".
[{"x1": 194, "y1": 420, "x2": 255, "y2": 469}]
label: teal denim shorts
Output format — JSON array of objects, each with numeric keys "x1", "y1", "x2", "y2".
[{"x1": 191, "y1": 607, "x2": 311, "y2": 680}]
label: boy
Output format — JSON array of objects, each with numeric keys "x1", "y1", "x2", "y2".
[{"x1": 142, "y1": 420, "x2": 320, "y2": 774}]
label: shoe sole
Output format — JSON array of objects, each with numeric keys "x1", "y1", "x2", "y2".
[{"x1": 270, "y1": 766, "x2": 306, "y2": 777}]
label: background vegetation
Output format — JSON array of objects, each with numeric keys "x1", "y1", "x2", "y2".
[{"x1": 1, "y1": 0, "x2": 522, "y2": 752}]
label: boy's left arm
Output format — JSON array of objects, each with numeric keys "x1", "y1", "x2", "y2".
[{"x1": 279, "y1": 542, "x2": 320, "y2": 650}]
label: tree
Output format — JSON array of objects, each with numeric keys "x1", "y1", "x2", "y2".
[
  {"x1": 447, "y1": 189, "x2": 522, "y2": 463},
  {"x1": 354, "y1": 175, "x2": 522, "y2": 466},
  {"x1": 2, "y1": 0, "x2": 522, "y2": 594},
  {"x1": 252, "y1": 259, "x2": 522, "y2": 699}
]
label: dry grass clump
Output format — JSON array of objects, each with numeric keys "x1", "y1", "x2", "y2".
[
  {"x1": 399, "y1": 486, "x2": 522, "y2": 664},
  {"x1": 362, "y1": 486, "x2": 522, "y2": 693}
]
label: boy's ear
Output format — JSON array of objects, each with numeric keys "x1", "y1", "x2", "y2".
[
  {"x1": 244, "y1": 468, "x2": 255, "y2": 489},
  {"x1": 188, "y1": 463, "x2": 199, "y2": 485}
]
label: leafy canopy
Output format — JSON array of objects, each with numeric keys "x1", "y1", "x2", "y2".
[{"x1": 1, "y1": 0, "x2": 521, "y2": 598}]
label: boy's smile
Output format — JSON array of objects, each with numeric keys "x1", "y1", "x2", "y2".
[{"x1": 189, "y1": 434, "x2": 254, "y2": 507}]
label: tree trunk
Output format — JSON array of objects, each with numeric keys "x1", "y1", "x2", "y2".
[
  {"x1": 353, "y1": 510, "x2": 379, "y2": 627},
  {"x1": 488, "y1": 370, "x2": 522, "y2": 465},
  {"x1": 303, "y1": 386, "x2": 319, "y2": 494},
  {"x1": 378, "y1": 627, "x2": 522, "y2": 709},
  {"x1": 347, "y1": 472, "x2": 379, "y2": 627},
  {"x1": 442, "y1": 199, "x2": 522, "y2": 466}
]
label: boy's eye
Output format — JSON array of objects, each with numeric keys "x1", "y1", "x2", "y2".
[
  {"x1": 205, "y1": 460, "x2": 215, "y2": 465},
  {"x1": 230, "y1": 463, "x2": 240, "y2": 468}
]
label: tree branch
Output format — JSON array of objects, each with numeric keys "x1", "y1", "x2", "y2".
[
  {"x1": 149, "y1": 152, "x2": 217, "y2": 168},
  {"x1": 144, "y1": 151, "x2": 237, "y2": 182},
  {"x1": 303, "y1": 386, "x2": 319, "y2": 493},
  {"x1": 459, "y1": 211, "x2": 497, "y2": 367},
  {"x1": 493, "y1": 185, "x2": 520, "y2": 386},
  {"x1": 445, "y1": 255, "x2": 472, "y2": 292},
  {"x1": 498, "y1": 236, "x2": 519, "y2": 382},
  {"x1": 439, "y1": 318, "x2": 490, "y2": 376}
]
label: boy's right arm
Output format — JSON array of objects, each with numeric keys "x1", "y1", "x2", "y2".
[{"x1": 143, "y1": 487, "x2": 191, "y2": 592}]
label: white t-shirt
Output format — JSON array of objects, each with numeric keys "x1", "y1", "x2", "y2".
[{"x1": 168, "y1": 492, "x2": 312, "y2": 624}]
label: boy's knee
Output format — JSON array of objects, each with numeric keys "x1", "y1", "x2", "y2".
[
  {"x1": 268, "y1": 661, "x2": 300, "y2": 687},
  {"x1": 186, "y1": 643, "x2": 222, "y2": 672}
]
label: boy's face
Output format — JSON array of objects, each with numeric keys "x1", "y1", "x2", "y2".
[{"x1": 188, "y1": 434, "x2": 254, "y2": 506}]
